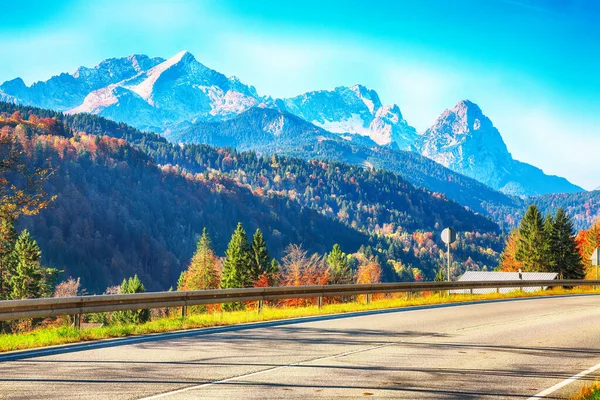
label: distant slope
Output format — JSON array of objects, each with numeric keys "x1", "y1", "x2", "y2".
[
  {"x1": 3, "y1": 118, "x2": 367, "y2": 293},
  {"x1": 1, "y1": 102, "x2": 506, "y2": 289},
  {"x1": 169, "y1": 107, "x2": 521, "y2": 216}
]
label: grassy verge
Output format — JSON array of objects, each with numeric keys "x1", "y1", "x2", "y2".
[
  {"x1": 1, "y1": 287, "x2": 597, "y2": 353},
  {"x1": 572, "y1": 381, "x2": 600, "y2": 400}
]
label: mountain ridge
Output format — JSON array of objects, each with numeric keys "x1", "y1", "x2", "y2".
[{"x1": 0, "y1": 50, "x2": 583, "y2": 197}]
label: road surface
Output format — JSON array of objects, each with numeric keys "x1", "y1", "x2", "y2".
[{"x1": 1, "y1": 295, "x2": 600, "y2": 399}]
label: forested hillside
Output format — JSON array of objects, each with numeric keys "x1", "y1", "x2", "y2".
[
  {"x1": 1, "y1": 103, "x2": 506, "y2": 292},
  {"x1": 169, "y1": 108, "x2": 522, "y2": 217}
]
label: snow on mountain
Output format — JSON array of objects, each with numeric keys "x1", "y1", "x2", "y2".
[
  {"x1": 0, "y1": 50, "x2": 584, "y2": 197},
  {"x1": 66, "y1": 51, "x2": 264, "y2": 131},
  {"x1": 419, "y1": 100, "x2": 583, "y2": 196},
  {"x1": 129, "y1": 50, "x2": 190, "y2": 104},
  {"x1": 0, "y1": 54, "x2": 164, "y2": 111},
  {"x1": 277, "y1": 84, "x2": 418, "y2": 149}
]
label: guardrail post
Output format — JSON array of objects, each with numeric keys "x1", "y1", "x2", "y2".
[
  {"x1": 470, "y1": 288, "x2": 473, "y2": 295},
  {"x1": 257, "y1": 300, "x2": 263, "y2": 313},
  {"x1": 366, "y1": 294, "x2": 371, "y2": 305},
  {"x1": 496, "y1": 287, "x2": 500, "y2": 294},
  {"x1": 317, "y1": 296, "x2": 323, "y2": 309},
  {"x1": 181, "y1": 305, "x2": 187, "y2": 318},
  {"x1": 73, "y1": 314, "x2": 81, "y2": 329}
]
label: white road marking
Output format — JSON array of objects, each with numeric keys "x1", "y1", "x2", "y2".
[
  {"x1": 528, "y1": 360, "x2": 600, "y2": 399},
  {"x1": 138, "y1": 342, "x2": 393, "y2": 399}
]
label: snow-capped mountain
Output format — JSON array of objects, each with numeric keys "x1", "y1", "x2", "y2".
[
  {"x1": 419, "y1": 100, "x2": 583, "y2": 196},
  {"x1": 0, "y1": 50, "x2": 584, "y2": 197},
  {"x1": 69, "y1": 50, "x2": 265, "y2": 132},
  {"x1": 0, "y1": 54, "x2": 164, "y2": 111},
  {"x1": 277, "y1": 85, "x2": 418, "y2": 149}
]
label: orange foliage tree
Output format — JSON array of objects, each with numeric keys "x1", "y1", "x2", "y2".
[
  {"x1": 178, "y1": 228, "x2": 221, "y2": 312},
  {"x1": 280, "y1": 244, "x2": 328, "y2": 306},
  {"x1": 576, "y1": 219, "x2": 600, "y2": 279},
  {"x1": 354, "y1": 253, "x2": 383, "y2": 301},
  {"x1": 499, "y1": 229, "x2": 523, "y2": 272}
]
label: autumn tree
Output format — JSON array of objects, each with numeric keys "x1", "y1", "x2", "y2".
[
  {"x1": 355, "y1": 254, "x2": 382, "y2": 285},
  {"x1": 499, "y1": 229, "x2": 523, "y2": 272},
  {"x1": 280, "y1": 244, "x2": 327, "y2": 306},
  {"x1": 0, "y1": 129, "x2": 53, "y2": 222},
  {"x1": 53, "y1": 277, "x2": 83, "y2": 325},
  {"x1": 53, "y1": 277, "x2": 82, "y2": 298},
  {"x1": 576, "y1": 219, "x2": 600, "y2": 278},
  {"x1": 179, "y1": 228, "x2": 221, "y2": 291}
]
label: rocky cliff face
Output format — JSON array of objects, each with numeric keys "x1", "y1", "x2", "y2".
[{"x1": 419, "y1": 100, "x2": 583, "y2": 196}]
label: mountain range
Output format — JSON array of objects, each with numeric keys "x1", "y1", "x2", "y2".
[{"x1": 0, "y1": 50, "x2": 584, "y2": 197}]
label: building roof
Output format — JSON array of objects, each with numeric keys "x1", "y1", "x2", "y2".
[
  {"x1": 458, "y1": 271, "x2": 558, "y2": 282},
  {"x1": 452, "y1": 271, "x2": 559, "y2": 295}
]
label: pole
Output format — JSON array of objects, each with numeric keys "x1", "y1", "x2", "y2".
[{"x1": 447, "y1": 242, "x2": 451, "y2": 282}]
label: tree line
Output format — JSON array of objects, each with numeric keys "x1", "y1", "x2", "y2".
[
  {"x1": 500, "y1": 205, "x2": 584, "y2": 279},
  {"x1": 177, "y1": 223, "x2": 376, "y2": 309}
]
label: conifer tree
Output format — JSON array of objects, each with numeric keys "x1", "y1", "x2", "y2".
[
  {"x1": 221, "y1": 223, "x2": 251, "y2": 289},
  {"x1": 516, "y1": 205, "x2": 549, "y2": 272},
  {"x1": 249, "y1": 229, "x2": 272, "y2": 284},
  {"x1": 8, "y1": 230, "x2": 56, "y2": 299},
  {"x1": 326, "y1": 244, "x2": 353, "y2": 284},
  {"x1": 112, "y1": 275, "x2": 150, "y2": 324},
  {"x1": 0, "y1": 219, "x2": 17, "y2": 300},
  {"x1": 269, "y1": 258, "x2": 280, "y2": 285},
  {"x1": 180, "y1": 228, "x2": 220, "y2": 291},
  {"x1": 548, "y1": 208, "x2": 584, "y2": 279}
]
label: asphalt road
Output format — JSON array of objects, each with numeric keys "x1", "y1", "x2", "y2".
[{"x1": 1, "y1": 295, "x2": 600, "y2": 400}]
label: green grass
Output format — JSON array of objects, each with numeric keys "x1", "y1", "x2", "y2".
[
  {"x1": 1, "y1": 287, "x2": 598, "y2": 353},
  {"x1": 572, "y1": 381, "x2": 600, "y2": 400}
]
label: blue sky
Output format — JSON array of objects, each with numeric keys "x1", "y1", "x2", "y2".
[{"x1": 1, "y1": 0, "x2": 599, "y2": 189}]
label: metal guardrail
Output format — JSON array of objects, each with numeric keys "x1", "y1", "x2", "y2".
[{"x1": 0, "y1": 280, "x2": 597, "y2": 322}]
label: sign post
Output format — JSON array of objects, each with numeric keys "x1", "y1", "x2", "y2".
[
  {"x1": 441, "y1": 227, "x2": 457, "y2": 283},
  {"x1": 591, "y1": 248, "x2": 600, "y2": 290}
]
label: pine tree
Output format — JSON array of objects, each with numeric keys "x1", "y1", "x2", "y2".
[
  {"x1": 221, "y1": 223, "x2": 251, "y2": 289},
  {"x1": 8, "y1": 230, "x2": 56, "y2": 299},
  {"x1": 548, "y1": 208, "x2": 584, "y2": 279},
  {"x1": 0, "y1": 218, "x2": 17, "y2": 300},
  {"x1": 516, "y1": 205, "x2": 549, "y2": 272},
  {"x1": 249, "y1": 229, "x2": 271, "y2": 285},
  {"x1": 180, "y1": 228, "x2": 220, "y2": 291},
  {"x1": 326, "y1": 244, "x2": 353, "y2": 284},
  {"x1": 112, "y1": 275, "x2": 150, "y2": 325},
  {"x1": 268, "y1": 258, "x2": 280, "y2": 285},
  {"x1": 542, "y1": 213, "x2": 555, "y2": 271}
]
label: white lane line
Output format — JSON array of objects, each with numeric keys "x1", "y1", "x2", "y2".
[
  {"x1": 528, "y1": 360, "x2": 600, "y2": 399},
  {"x1": 138, "y1": 342, "x2": 393, "y2": 399}
]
